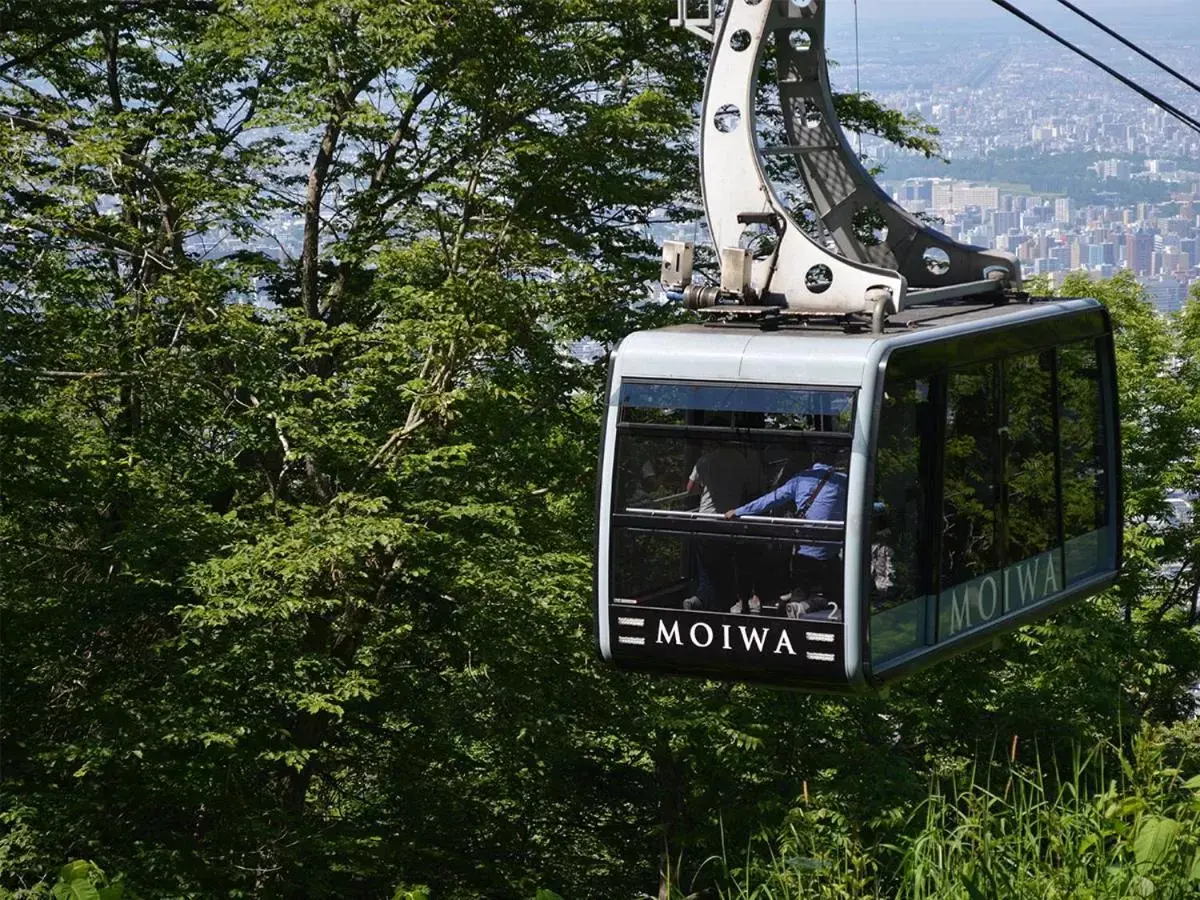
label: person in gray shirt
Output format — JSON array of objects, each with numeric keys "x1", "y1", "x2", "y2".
[{"x1": 684, "y1": 444, "x2": 763, "y2": 611}]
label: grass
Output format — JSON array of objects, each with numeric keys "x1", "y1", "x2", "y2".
[{"x1": 696, "y1": 728, "x2": 1200, "y2": 900}]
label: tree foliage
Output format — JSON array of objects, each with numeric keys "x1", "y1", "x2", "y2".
[{"x1": 3, "y1": 2, "x2": 1200, "y2": 898}]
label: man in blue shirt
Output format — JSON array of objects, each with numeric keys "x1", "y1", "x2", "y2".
[{"x1": 725, "y1": 462, "x2": 848, "y2": 618}]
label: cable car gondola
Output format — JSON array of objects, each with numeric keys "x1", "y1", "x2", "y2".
[
  {"x1": 596, "y1": 300, "x2": 1121, "y2": 690},
  {"x1": 594, "y1": 0, "x2": 1122, "y2": 691}
]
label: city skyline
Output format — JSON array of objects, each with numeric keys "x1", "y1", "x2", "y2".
[{"x1": 813, "y1": 0, "x2": 1200, "y2": 313}]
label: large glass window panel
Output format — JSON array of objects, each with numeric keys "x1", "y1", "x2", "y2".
[
  {"x1": 869, "y1": 367, "x2": 936, "y2": 664},
  {"x1": 619, "y1": 383, "x2": 854, "y2": 432},
  {"x1": 938, "y1": 362, "x2": 1001, "y2": 640},
  {"x1": 616, "y1": 435, "x2": 853, "y2": 516},
  {"x1": 612, "y1": 381, "x2": 853, "y2": 618},
  {"x1": 1058, "y1": 339, "x2": 1113, "y2": 582},
  {"x1": 611, "y1": 529, "x2": 845, "y2": 619},
  {"x1": 1003, "y1": 351, "x2": 1064, "y2": 610}
]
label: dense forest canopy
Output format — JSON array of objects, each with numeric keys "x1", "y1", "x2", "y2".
[{"x1": 4, "y1": 2, "x2": 1200, "y2": 898}]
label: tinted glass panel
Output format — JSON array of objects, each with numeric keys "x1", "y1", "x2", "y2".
[
  {"x1": 1059, "y1": 339, "x2": 1113, "y2": 582},
  {"x1": 613, "y1": 382, "x2": 852, "y2": 618},
  {"x1": 620, "y1": 382, "x2": 854, "y2": 431},
  {"x1": 617, "y1": 435, "x2": 848, "y2": 517},
  {"x1": 869, "y1": 370, "x2": 936, "y2": 663},
  {"x1": 612, "y1": 529, "x2": 844, "y2": 620},
  {"x1": 938, "y1": 362, "x2": 1001, "y2": 640},
  {"x1": 868, "y1": 318, "x2": 1119, "y2": 673},
  {"x1": 1004, "y1": 351, "x2": 1065, "y2": 610}
]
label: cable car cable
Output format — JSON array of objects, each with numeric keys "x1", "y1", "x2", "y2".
[
  {"x1": 853, "y1": 0, "x2": 863, "y2": 156},
  {"x1": 984, "y1": 0, "x2": 1200, "y2": 137},
  {"x1": 1051, "y1": 0, "x2": 1200, "y2": 99}
]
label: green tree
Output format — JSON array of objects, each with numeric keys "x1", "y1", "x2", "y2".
[
  {"x1": 7, "y1": 1, "x2": 1199, "y2": 897},
  {"x1": 1, "y1": 1, "x2": 698, "y2": 895}
]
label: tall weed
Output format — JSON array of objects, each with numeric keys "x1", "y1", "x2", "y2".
[{"x1": 711, "y1": 728, "x2": 1200, "y2": 900}]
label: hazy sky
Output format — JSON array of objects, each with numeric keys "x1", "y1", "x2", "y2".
[
  {"x1": 823, "y1": 0, "x2": 1200, "y2": 89},
  {"x1": 826, "y1": 0, "x2": 1199, "y2": 39}
]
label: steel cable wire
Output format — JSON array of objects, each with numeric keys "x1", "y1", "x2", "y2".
[
  {"x1": 1052, "y1": 0, "x2": 1200, "y2": 98},
  {"x1": 986, "y1": 0, "x2": 1200, "y2": 136}
]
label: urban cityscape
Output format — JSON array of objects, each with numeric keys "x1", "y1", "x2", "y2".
[{"x1": 826, "y1": 0, "x2": 1200, "y2": 314}]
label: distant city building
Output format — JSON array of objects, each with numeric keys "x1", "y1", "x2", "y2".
[
  {"x1": 931, "y1": 180, "x2": 1000, "y2": 214},
  {"x1": 1126, "y1": 232, "x2": 1155, "y2": 275},
  {"x1": 1097, "y1": 159, "x2": 1132, "y2": 180},
  {"x1": 901, "y1": 178, "x2": 934, "y2": 207},
  {"x1": 1140, "y1": 276, "x2": 1189, "y2": 314}
]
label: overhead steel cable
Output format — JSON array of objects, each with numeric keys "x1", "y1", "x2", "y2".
[
  {"x1": 985, "y1": 0, "x2": 1200, "y2": 137},
  {"x1": 1052, "y1": 0, "x2": 1200, "y2": 98},
  {"x1": 853, "y1": 0, "x2": 862, "y2": 155}
]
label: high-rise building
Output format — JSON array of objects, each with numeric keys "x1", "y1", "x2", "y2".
[
  {"x1": 1098, "y1": 159, "x2": 1131, "y2": 180},
  {"x1": 1165, "y1": 217, "x2": 1190, "y2": 236},
  {"x1": 991, "y1": 210, "x2": 1016, "y2": 233},
  {"x1": 1126, "y1": 232, "x2": 1155, "y2": 275},
  {"x1": 931, "y1": 180, "x2": 1000, "y2": 214},
  {"x1": 1140, "y1": 276, "x2": 1188, "y2": 315},
  {"x1": 1055, "y1": 198, "x2": 1074, "y2": 224},
  {"x1": 902, "y1": 178, "x2": 934, "y2": 207}
]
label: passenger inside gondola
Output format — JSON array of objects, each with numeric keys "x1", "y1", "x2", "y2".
[
  {"x1": 727, "y1": 456, "x2": 849, "y2": 618},
  {"x1": 682, "y1": 438, "x2": 763, "y2": 612}
]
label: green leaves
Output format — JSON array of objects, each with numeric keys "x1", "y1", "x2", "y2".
[
  {"x1": 6, "y1": 0, "x2": 1200, "y2": 896},
  {"x1": 50, "y1": 862, "x2": 122, "y2": 900},
  {"x1": 1133, "y1": 816, "x2": 1181, "y2": 868}
]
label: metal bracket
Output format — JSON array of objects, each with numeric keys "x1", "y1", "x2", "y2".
[
  {"x1": 773, "y1": 0, "x2": 1021, "y2": 290},
  {"x1": 682, "y1": 0, "x2": 1021, "y2": 318},
  {"x1": 670, "y1": 0, "x2": 716, "y2": 42}
]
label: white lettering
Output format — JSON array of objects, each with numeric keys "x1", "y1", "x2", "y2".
[
  {"x1": 690, "y1": 622, "x2": 714, "y2": 648},
  {"x1": 950, "y1": 586, "x2": 972, "y2": 634},
  {"x1": 978, "y1": 576, "x2": 999, "y2": 621},
  {"x1": 656, "y1": 620, "x2": 682, "y2": 645},
  {"x1": 1016, "y1": 558, "x2": 1039, "y2": 607},
  {"x1": 721, "y1": 624, "x2": 732, "y2": 650},
  {"x1": 773, "y1": 630, "x2": 796, "y2": 656},
  {"x1": 739, "y1": 625, "x2": 769, "y2": 652},
  {"x1": 1043, "y1": 555, "x2": 1060, "y2": 594}
]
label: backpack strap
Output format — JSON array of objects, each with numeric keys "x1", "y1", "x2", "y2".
[{"x1": 795, "y1": 467, "x2": 836, "y2": 519}]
